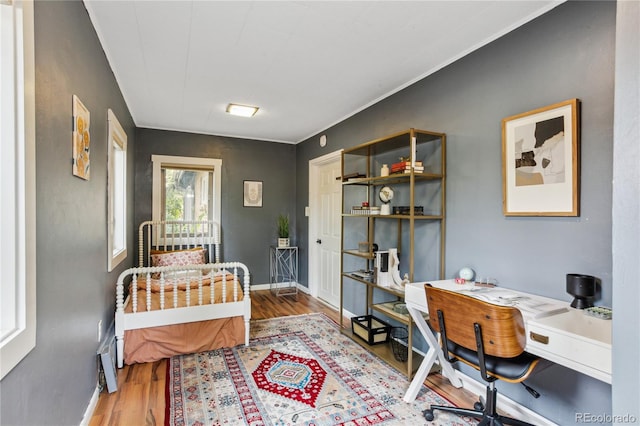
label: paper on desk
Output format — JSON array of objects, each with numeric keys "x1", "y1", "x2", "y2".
[
  {"x1": 459, "y1": 288, "x2": 568, "y2": 319},
  {"x1": 514, "y1": 298, "x2": 568, "y2": 318}
]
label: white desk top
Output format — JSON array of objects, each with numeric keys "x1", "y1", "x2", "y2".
[
  {"x1": 404, "y1": 279, "x2": 612, "y2": 383},
  {"x1": 405, "y1": 279, "x2": 568, "y2": 319}
]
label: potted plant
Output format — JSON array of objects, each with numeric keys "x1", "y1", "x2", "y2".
[{"x1": 277, "y1": 214, "x2": 290, "y2": 247}]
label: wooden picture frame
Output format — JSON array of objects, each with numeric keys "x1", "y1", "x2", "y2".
[
  {"x1": 72, "y1": 95, "x2": 91, "y2": 180},
  {"x1": 243, "y1": 180, "x2": 263, "y2": 207},
  {"x1": 502, "y1": 99, "x2": 580, "y2": 216}
]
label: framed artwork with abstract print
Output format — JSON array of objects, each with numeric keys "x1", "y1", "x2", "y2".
[{"x1": 502, "y1": 99, "x2": 580, "y2": 216}]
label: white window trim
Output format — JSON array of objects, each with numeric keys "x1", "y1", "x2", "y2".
[
  {"x1": 151, "y1": 154, "x2": 222, "y2": 224},
  {"x1": 107, "y1": 109, "x2": 127, "y2": 272},
  {"x1": 1, "y1": 0, "x2": 36, "y2": 380}
]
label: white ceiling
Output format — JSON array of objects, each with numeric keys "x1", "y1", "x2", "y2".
[{"x1": 84, "y1": 1, "x2": 563, "y2": 144}]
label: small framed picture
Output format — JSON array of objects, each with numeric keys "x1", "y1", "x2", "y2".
[
  {"x1": 243, "y1": 180, "x2": 263, "y2": 207},
  {"x1": 502, "y1": 99, "x2": 580, "y2": 216},
  {"x1": 72, "y1": 95, "x2": 91, "y2": 180}
]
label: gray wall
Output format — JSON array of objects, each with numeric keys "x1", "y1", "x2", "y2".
[
  {"x1": 612, "y1": 1, "x2": 640, "y2": 423},
  {"x1": 0, "y1": 1, "x2": 137, "y2": 425},
  {"x1": 296, "y1": 2, "x2": 615, "y2": 425},
  {"x1": 0, "y1": 1, "x2": 631, "y2": 425},
  {"x1": 134, "y1": 128, "x2": 296, "y2": 285}
]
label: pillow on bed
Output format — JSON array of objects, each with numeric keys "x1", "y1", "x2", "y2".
[
  {"x1": 150, "y1": 248, "x2": 206, "y2": 278},
  {"x1": 151, "y1": 247, "x2": 205, "y2": 266},
  {"x1": 150, "y1": 246, "x2": 208, "y2": 260}
]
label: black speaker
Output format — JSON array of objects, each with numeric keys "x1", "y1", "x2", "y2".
[{"x1": 566, "y1": 274, "x2": 596, "y2": 309}]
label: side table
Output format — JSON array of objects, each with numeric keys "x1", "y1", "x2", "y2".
[{"x1": 269, "y1": 246, "x2": 298, "y2": 297}]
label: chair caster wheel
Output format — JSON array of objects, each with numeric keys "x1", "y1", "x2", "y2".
[
  {"x1": 474, "y1": 401, "x2": 484, "y2": 411},
  {"x1": 423, "y1": 409, "x2": 435, "y2": 421}
]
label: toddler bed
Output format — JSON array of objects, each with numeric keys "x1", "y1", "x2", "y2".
[{"x1": 115, "y1": 220, "x2": 251, "y2": 367}]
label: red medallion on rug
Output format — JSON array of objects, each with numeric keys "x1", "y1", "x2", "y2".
[{"x1": 252, "y1": 349, "x2": 327, "y2": 408}]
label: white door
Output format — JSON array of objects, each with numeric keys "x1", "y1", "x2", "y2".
[{"x1": 309, "y1": 151, "x2": 342, "y2": 308}]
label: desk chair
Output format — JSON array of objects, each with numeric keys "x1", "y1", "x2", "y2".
[{"x1": 423, "y1": 285, "x2": 541, "y2": 426}]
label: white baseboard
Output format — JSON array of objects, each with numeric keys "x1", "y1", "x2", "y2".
[
  {"x1": 80, "y1": 384, "x2": 100, "y2": 426},
  {"x1": 250, "y1": 282, "x2": 307, "y2": 292}
]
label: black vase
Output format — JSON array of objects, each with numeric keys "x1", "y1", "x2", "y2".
[{"x1": 566, "y1": 273, "x2": 596, "y2": 309}]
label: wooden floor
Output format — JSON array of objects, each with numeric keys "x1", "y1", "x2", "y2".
[{"x1": 89, "y1": 290, "x2": 478, "y2": 425}]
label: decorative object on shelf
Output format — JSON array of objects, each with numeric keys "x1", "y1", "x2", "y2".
[
  {"x1": 389, "y1": 248, "x2": 408, "y2": 290},
  {"x1": 458, "y1": 267, "x2": 475, "y2": 282},
  {"x1": 379, "y1": 186, "x2": 393, "y2": 215},
  {"x1": 392, "y1": 206, "x2": 424, "y2": 215},
  {"x1": 374, "y1": 248, "x2": 407, "y2": 289},
  {"x1": 380, "y1": 164, "x2": 389, "y2": 177},
  {"x1": 566, "y1": 273, "x2": 596, "y2": 309},
  {"x1": 277, "y1": 214, "x2": 290, "y2": 247},
  {"x1": 72, "y1": 95, "x2": 91, "y2": 180},
  {"x1": 243, "y1": 180, "x2": 263, "y2": 207},
  {"x1": 392, "y1": 303, "x2": 409, "y2": 315},
  {"x1": 374, "y1": 250, "x2": 391, "y2": 287},
  {"x1": 502, "y1": 98, "x2": 580, "y2": 216}
]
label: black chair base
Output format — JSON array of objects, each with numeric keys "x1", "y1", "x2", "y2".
[{"x1": 423, "y1": 384, "x2": 536, "y2": 426}]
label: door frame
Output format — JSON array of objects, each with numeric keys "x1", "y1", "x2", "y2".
[{"x1": 308, "y1": 149, "x2": 343, "y2": 298}]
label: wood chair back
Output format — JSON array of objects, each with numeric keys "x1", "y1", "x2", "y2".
[{"x1": 425, "y1": 285, "x2": 527, "y2": 358}]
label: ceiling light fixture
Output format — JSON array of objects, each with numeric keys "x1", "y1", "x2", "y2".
[{"x1": 226, "y1": 103, "x2": 259, "y2": 117}]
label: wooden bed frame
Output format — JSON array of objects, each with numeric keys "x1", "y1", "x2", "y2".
[{"x1": 114, "y1": 220, "x2": 251, "y2": 368}]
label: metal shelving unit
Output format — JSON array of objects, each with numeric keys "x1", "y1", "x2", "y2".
[{"x1": 339, "y1": 128, "x2": 446, "y2": 379}]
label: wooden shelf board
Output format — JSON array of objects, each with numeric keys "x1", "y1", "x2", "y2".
[
  {"x1": 343, "y1": 173, "x2": 443, "y2": 186},
  {"x1": 342, "y1": 214, "x2": 443, "y2": 220},
  {"x1": 372, "y1": 302, "x2": 410, "y2": 324},
  {"x1": 342, "y1": 250, "x2": 374, "y2": 259}
]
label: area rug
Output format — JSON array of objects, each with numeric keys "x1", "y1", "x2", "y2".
[{"x1": 166, "y1": 313, "x2": 476, "y2": 425}]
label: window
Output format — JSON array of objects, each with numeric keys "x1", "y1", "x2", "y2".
[
  {"x1": 107, "y1": 109, "x2": 127, "y2": 271},
  {"x1": 1, "y1": 0, "x2": 36, "y2": 380},
  {"x1": 152, "y1": 155, "x2": 222, "y2": 234}
]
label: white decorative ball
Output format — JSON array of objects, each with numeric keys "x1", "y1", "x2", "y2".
[{"x1": 459, "y1": 267, "x2": 475, "y2": 281}]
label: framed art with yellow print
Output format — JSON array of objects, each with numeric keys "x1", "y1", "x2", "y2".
[
  {"x1": 72, "y1": 95, "x2": 91, "y2": 180},
  {"x1": 502, "y1": 99, "x2": 580, "y2": 216}
]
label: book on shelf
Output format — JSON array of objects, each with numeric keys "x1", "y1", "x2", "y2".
[
  {"x1": 351, "y1": 270, "x2": 374, "y2": 279},
  {"x1": 342, "y1": 172, "x2": 366, "y2": 181},
  {"x1": 390, "y1": 160, "x2": 423, "y2": 172},
  {"x1": 391, "y1": 167, "x2": 425, "y2": 175},
  {"x1": 350, "y1": 206, "x2": 380, "y2": 215}
]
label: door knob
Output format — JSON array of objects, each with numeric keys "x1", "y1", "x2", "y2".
[{"x1": 316, "y1": 239, "x2": 322, "y2": 244}]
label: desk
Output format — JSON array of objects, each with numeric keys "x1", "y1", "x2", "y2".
[{"x1": 403, "y1": 280, "x2": 612, "y2": 403}]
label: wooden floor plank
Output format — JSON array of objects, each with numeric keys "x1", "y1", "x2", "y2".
[{"x1": 89, "y1": 290, "x2": 477, "y2": 425}]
